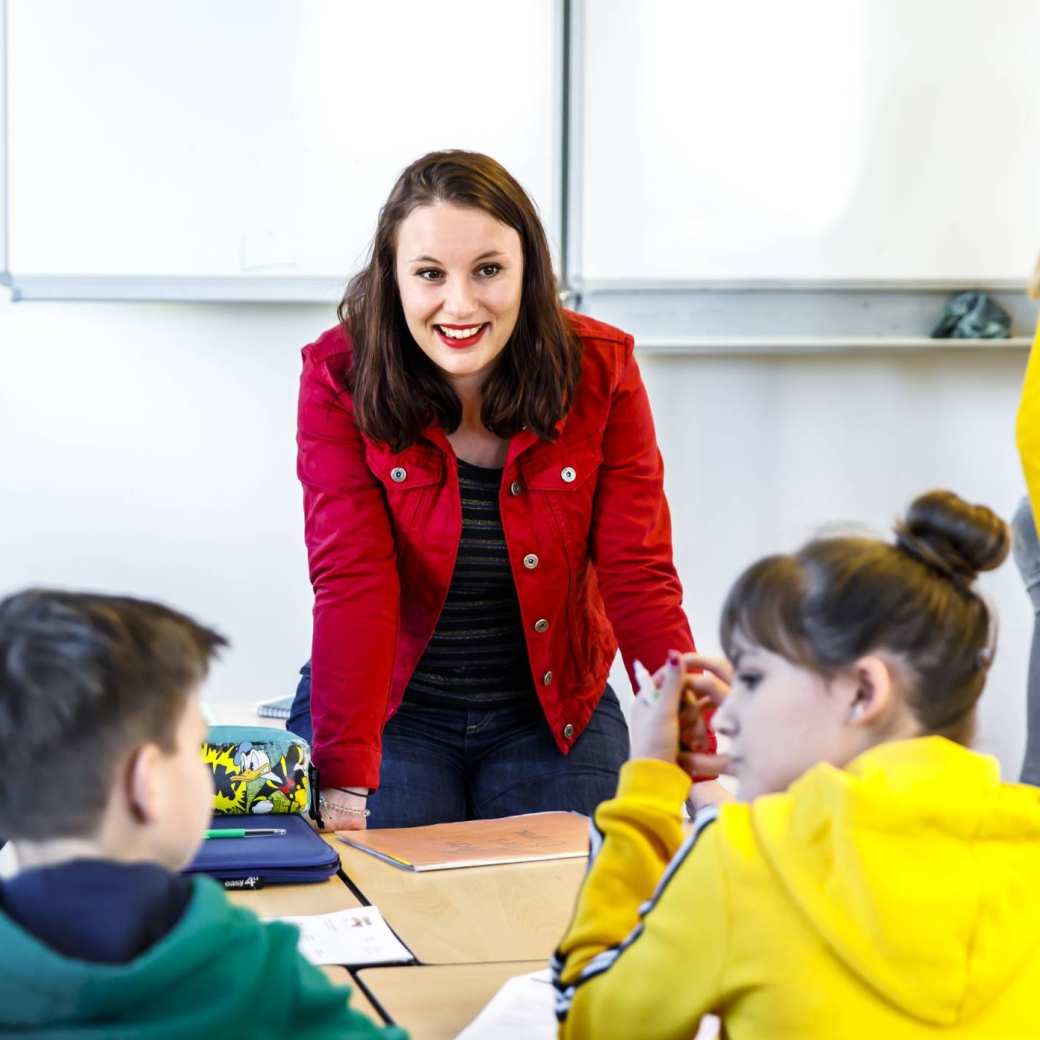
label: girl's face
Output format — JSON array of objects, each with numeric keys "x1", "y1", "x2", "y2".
[
  {"x1": 713, "y1": 641, "x2": 870, "y2": 801},
  {"x1": 394, "y1": 201, "x2": 524, "y2": 389}
]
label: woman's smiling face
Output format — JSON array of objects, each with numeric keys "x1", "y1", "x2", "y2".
[{"x1": 394, "y1": 201, "x2": 524, "y2": 387}]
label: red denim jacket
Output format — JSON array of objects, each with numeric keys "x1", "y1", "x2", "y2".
[{"x1": 298, "y1": 312, "x2": 703, "y2": 790}]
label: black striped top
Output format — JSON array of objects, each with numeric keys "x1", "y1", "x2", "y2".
[{"x1": 403, "y1": 458, "x2": 535, "y2": 707}]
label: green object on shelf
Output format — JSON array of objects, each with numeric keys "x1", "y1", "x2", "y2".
[{"x1": 931, "y1": 291, "x2": 1012, "y2": 339}]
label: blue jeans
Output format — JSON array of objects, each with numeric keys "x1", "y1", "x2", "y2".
[
  {"x1": 1012, "y1": 497, "x2": 1040, "y2": 785},
  {"x1": 288, "y1": 662, "x2": 629, "y2": 827}
]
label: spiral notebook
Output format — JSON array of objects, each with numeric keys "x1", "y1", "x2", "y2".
[{"x1": 255, "y1": 695, "x2": 294, "y2": 720}]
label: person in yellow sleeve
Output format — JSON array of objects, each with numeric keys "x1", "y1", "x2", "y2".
[
  {"x1": 1013, "y1": 266, "x2": 1040, "y2": 783},
  {"x1": 553, "y1": 489, "x2": 1040, "y2": 1039},
  {"x1": 1015, "y1": 261, "x2": 1040, "y2": 521}
]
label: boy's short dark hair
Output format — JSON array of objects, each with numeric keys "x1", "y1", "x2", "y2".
[{"x1": 0, "y1": 589, "x2": 227, "y2": 841}]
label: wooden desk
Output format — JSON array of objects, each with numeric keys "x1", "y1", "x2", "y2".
[
  {"x1": 356, "y1": 961, "x2": 546, "y2": 1040},
  {"x1": 333, "y1": 968, "x2": 382, "y2": 1023},
  {"x1": 329, "y1": 838, "x2": 587, "y2": 964},
  {"x1": 320, "y1": 968, "x2": 391, "y2": 1031}
]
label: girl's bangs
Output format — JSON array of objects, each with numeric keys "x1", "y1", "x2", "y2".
[{"x1": 719, "y1": 555, "x2": 816, "y2": 670}]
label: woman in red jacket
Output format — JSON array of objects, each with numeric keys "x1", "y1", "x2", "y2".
[{"x1": 288, "y1": 150, "x2": 703, "y2": 831}]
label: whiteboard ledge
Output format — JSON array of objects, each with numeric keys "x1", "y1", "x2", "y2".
[
  {"x1": 580, "y1": 278, "x2": 1029, "y2": 294},
  {"x1": 7, "y1": 275, "x2": 344, "y2": 303},
  {"x1": 636, "y1": 336, "x2": 1034, "y2": 358}
]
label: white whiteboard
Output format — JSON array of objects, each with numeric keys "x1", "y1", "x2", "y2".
[
  {"x1": 5, "y1": 0, "x2": 559, "y2": 296},
  {"x1": 578, "y1": 0, "x2": 1040, "y2": 284}
]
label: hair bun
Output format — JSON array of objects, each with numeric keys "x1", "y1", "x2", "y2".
[{"x1": 895, "y1": 490, "x2": 1009, "y2": 585}]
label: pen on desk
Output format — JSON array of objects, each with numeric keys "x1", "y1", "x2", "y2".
[{"x1": 205, "y1": 827, "x2": 287, "y2": 839}]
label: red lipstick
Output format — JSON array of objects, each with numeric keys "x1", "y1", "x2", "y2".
[{"x1": 435, "y1": 323, "x2": 488, "y2": 349}]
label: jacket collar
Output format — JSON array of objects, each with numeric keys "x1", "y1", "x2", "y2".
[{"x1": 417, "y1": 413, "x2": 568, "y2": 467}]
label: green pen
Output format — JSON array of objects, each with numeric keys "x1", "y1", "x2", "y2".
[{"x1": 205, "y1": 827, "x2": 287, "y2": 839}]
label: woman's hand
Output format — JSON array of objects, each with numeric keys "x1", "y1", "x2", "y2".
[
  {"x1": 676, "y1": 652, "x2": 733, "y2": 779},
  {"x1": 630, "y1": 651, "x2": 734, "y2": 779},
  {"x1": 316, "y1": 787, "x2": 370, "y2": 832}
]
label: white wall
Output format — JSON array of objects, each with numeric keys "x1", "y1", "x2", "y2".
[
  {"x1": 0, "y1": 291, "x2": 1032, "y2": 775},
  {"x1": 0, "y1": 294, "x2": 320, "y2": 702},
  {"x1": 639, "y1": 349, "x2": 1032, "y2": 777}
]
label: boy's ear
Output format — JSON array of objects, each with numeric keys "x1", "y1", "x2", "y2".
[
  {"x1": 126, "y1": 743, "x2": 164, "y2": 824},
  {"x1": 845, "y1": 655, "x2": 895, "y2": 727}
]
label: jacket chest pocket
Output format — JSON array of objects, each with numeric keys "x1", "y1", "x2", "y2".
[
  {"x1": 368, "y1": 448, "x2": 444, "y2": 536},
  {"x1": 521, "y1": 439, "x2": 603, "y2": 552}
]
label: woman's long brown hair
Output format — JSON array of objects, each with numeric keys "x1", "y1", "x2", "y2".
[{"x1": 339, "y1": 150, "x2": 582, "y2": 451}]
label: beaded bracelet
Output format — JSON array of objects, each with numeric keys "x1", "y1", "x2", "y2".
[{"x1": 318, "y1": 793, "x2": 371, "y2": 818}]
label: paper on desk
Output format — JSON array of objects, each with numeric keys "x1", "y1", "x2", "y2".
[
  {"x1": 268, "y1": 906, "x2": 412, "y2": 967},
  {"x1": 455, "y1": 969, "x2": 556, "y2": 1039},
  {"x1": 455, "y1": 968, "x2": 721, "y2": 1040}
]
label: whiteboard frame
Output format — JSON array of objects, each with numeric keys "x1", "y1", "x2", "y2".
[
  {"x1": 633, "y1": 336, "x2": 1033, "y2": 358},
  {"x1": 5, "y1": 1, "x2": 1030, "y2": 303},
  {"x1": 0, "y1": 0, "x2": 8, "y2": 288},
  {"x1": 574, "y1": 278, "x2": 1029, "y2": 294},
  {"x1": 564, "y1": 0, "x2": 1029, "y2": 297},
  {"x1": 3, "y1": 0, "x2": 568, "y2": 303},
  {"x1": 6, "y1": 274, "x2": 345, "y2": 303},
  {"x1": 558, "y1": 0, "x2": 580, "y2": 300}
]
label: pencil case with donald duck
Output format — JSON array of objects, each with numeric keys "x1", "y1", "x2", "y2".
[{"x1": 201, "y1": 725, "x2": 312, "y2": 816}]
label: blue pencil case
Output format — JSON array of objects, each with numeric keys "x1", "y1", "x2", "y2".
[{"x1": 184, "y1": 812, "x2": 339, "y2": 887}]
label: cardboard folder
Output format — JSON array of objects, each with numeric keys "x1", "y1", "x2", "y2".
[{"x1": 338, "y1": 811, "x2": 589, "y2": 872}]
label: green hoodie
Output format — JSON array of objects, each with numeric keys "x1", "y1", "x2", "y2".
[{"x1": 0, "y1": 875, "x2": 407, "y2": 1040}]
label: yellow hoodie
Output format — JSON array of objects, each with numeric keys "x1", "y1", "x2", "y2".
[
  {"x1": 1016, "y1": 321, "x2": 1040, "y2": 526},
  {"x1": 553, "y1": 738, "x2": 1040, "y2": 1039}
]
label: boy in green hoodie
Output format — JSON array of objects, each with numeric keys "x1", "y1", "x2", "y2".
[{"x1": 0, "y1": 588, "x2": 406, "y2": 1039}]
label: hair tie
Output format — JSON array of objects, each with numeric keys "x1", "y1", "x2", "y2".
[{"x1": 894, "y1": 530, "x2": 972, "y2": 592}]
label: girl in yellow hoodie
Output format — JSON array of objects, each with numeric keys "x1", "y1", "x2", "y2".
[{"x1": 554, "y1": 490, "x2": 1040, "y2": 1039}]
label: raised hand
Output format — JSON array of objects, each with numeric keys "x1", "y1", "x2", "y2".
[{"x1": 630, "y1": 650, "x2": 687, "y2": 765}]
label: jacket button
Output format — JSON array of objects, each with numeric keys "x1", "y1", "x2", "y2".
[
  {"x1": 561, "y1": 466, "x2": 576, "y2": 483},
  {"x1": 562, "y1": 723, "x2": 575, "y2": 739},
  {"x1": 523, "y1": 553, "x2": 539, "y2": 570},
  {"x1": 390, "y1": 467, "x2": 407, "y2": 483},
  {"x1": 542, "y1": 670, "x2": 553, "y2": 686},
  {"x1": 534, "y1": 618, "x2": 549, "y2": 633},
  {"x1": 509, "y1": 480, "x2": 522, "y2": 496}
]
